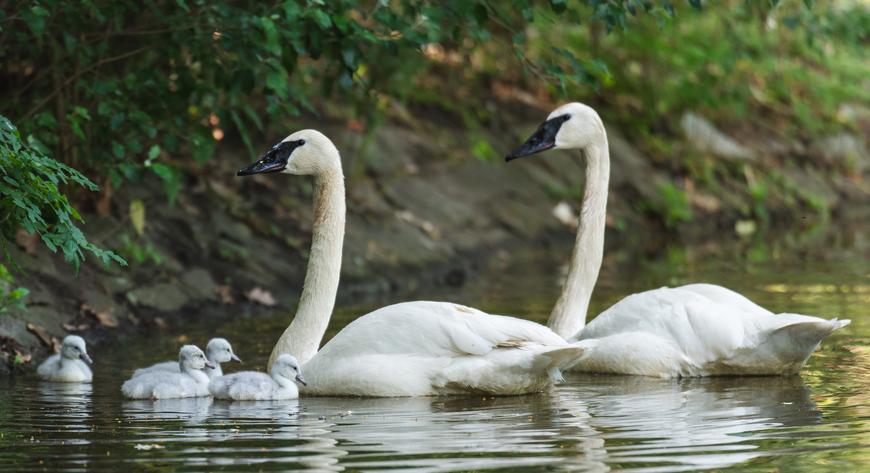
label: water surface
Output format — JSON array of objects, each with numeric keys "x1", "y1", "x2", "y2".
[{"x1": 1, "y1": 233, "x2": 867, "y2": 472}]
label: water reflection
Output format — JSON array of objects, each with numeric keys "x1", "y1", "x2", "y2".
[
  {"x1": 123, "y1": 397, "x2": 214, "y2": 423},
  {"x1": 565, "y1": 375, "x2": 821, "y2": 471},
  {"x1": 0, "y1": 231, "x2": 866, "y2": 472},
  {"x1": 36, "y1": 382, "x2": 93, "y2": 443}
]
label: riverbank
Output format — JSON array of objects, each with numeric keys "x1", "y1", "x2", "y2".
[{"x1": 1, "y1": 100, "x2": 867, "y2": 374}]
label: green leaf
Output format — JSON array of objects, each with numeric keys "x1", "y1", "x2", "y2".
[
  {"x1": 147, "y1": 144, "x2": 161, "y2": 161},
  {"x1": 151, "y1": 163, "x2": 182, "y2": 205},
  {"x1": 129, "y1": 199, "x2": 146, "y2": 236},
  {"x1": 310, "y1": 9, "x2": 332, "y2": 29}
]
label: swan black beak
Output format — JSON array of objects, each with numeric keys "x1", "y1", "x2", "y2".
[
  {"x1": 505, "y1": 114, "x2": 571, "y2": 161},
  {"x1": 204, "y1": 361, "x2": 216, "y2": 370},
  {"x1": 231, "y1": 354, "x2": 242, "y2": 363},
  {"x1": 80, "y1": 353, "x2": 93, "y2": 365},
  {"x1": 237, "y1": 157, "x2": 285, "y2": 176},
  {"x1": 237, "y1": 139, "x2": 305, "y2": 176},
  {"x1": 295, "y1": 374, "x2": 307, "y2": 386}
]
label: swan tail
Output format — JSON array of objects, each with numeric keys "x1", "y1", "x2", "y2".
[
  {"x1": 537, "y1": 342, "x2": 597, "y2": 383},
  {"x1": 772, "y1": 316, "x2": 850, "y2": 338},
  {"x1": 767, "y1": 317, "x2": 850, "y2": 363}
]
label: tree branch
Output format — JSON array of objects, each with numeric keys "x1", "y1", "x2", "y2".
[{"x1": 23, "y1": 47, "x2": 149, "y2": 120}]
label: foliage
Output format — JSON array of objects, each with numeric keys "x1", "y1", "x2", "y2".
[
  {"x1": 0, "y1": 263, "x2": 28, "y2": 314},
  {"x1": 653, "y1": 182, "x2": 693, "y2": 229},
  {"x1": 543, "y1": 0, "x2": 869, "y2": 138},
  {"x1": 0, "y1": 1, "x2": 684, "y2": 193},
  {"x1": 117, "y1": 234, "x2": 162, "y2": 266},
  {"x1": 0, "y1": 116, "x2": 125, "y2": 270}
]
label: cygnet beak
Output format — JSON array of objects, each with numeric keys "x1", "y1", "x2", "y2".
[
  {"x1": 231, "y1": 354, "x2": 242, "y2": 363},
  {"x1": 80, "y1": 353, "x2": 93, "y2": 365},
  {"x1": 204, "y1": 361, "x2": 216, "y2": 370},
  {"x1": 295, "y1": 374, "x2": 307, "y2": 386}
]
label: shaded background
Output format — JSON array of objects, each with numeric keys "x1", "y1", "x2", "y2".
[{"x1": 0, "y1": 0, "x2": 868, "y2": 371}]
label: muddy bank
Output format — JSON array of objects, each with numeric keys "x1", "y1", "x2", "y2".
[{"x1": 2, "y1": 101, "x2": 867, "y2": 374}]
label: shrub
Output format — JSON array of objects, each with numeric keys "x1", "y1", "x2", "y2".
[{"x1": 0, "y1": 115, "x2": 125, "y2": 271}]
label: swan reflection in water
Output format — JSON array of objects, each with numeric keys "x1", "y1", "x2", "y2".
[
  {"x1": 113, "y1": 375, "x2": 822, "y2": 471},
  {"x1": 36, "y1": 382, "x2": 93, "y2": 444},
  {"x1": 123, "y1": 396, "x2": 213, "y2": 419},
  {"x1": 561, "y1": 374, "x2": 822, "y2": 470}
]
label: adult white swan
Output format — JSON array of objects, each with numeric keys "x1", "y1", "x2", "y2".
[
  {"x1": 236, "y1": 131, "x2": 593, "y2": 396},
  {"x1": 505, "y1": 102, "x2": 850, "y2": 377}
]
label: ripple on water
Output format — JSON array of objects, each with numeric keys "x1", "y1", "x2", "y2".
[{"x1": 1, "y1": 244, "x2": 868, "y2": 472}]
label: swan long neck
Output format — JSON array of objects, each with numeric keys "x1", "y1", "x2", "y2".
[
  {"x1": 548, "y1": 137, "x2": 609, "y2": 339},
  {"x1": 269, "y1": 167, "x2": 345, "y2": 368}
]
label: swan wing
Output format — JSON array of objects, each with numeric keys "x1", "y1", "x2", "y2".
[
  {"x1": 132, "y1": 361, "x2": 180, "y2": 377},
  {"x1": 302, "y1": 301, "x2": 587, "y2": 396},
  {"x1": 677, "y1": 283, "x2": 773, "y2": 316},
  {"x1": 579, "y1": 288, "x2": 748, "y2": 362},
  {"x1": 574, "y1": 286, "x2": 849, "y2": 376},
  {"x1": 122, "y1": 371, "x2": 208, "y2": 399},
  {"x1": 320, "y1": 301, "x2": 567, "y2": 358},
  {"x1": 36, "y1": 355, "x2": 61, "y2": 378},
  {"x1": 210, "y1": 371, "x2": 276, "y2": 400}
]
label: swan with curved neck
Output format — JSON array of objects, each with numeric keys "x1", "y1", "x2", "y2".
[
  {"x1": 236, "y1": 130, "x2": 594, "y2": 396},
  {"x1": 506, "y1": 102, "x2": 850, "y2": 377}
]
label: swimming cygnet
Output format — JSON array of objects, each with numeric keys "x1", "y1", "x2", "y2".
[
  {"x1": 37, "y1": 335, "x2": 93, "y2": 382},
  {"x1": 131, "y1": 338, "x2": 241, "y2": 379},
  {"x1": 122, "y1": 345, "x2": 214, "y2": 399},
  {"x1": 209, "y1": 354, "x2": 305, "y2": 401}
]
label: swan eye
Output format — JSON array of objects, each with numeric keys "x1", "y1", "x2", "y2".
[{"x1": 298, "y1": 139, "x2": 305, "y2": 145}]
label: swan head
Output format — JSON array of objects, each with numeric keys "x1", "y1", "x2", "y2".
[
  {"x1": 60, "y1": 335, "x2": 92, "y2": 364},
  {"x1": 205, "y1": 338, "x2": 242, "y2": 364},
  {"x1": 236, "y1": 130, "x2": 340, "y2": 177},
  {"x1": 506, "y1": 102, "x2": 604, "y2": 160},
  {"x1": 179, "y1": 345, "x2": 214, "y2": 371},
  {"x1": 272, "y1": 354, "x2": 306, "y2": 386}
]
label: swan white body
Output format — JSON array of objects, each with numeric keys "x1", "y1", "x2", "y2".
[
  {"x1": 209, "y1": 354, "x2": 304, "y2": 400},
  {"x1": 573, "y1": 284, "x2": 849, "y2": 377},
  {"x1": 36, "y1": 335, "x2": 93, "y2": 383},
  {"x1": 122, "y1": 345, "x2": 213, "y2": 399},
  {"x1": 132, "y1": 338, "x2": 240, "y2": 379},
  {"x1": 508, "y1": 102, "x2": 850, "y2": 377},
  {"x1": 302, "y1": 301, "x2": 596, "y2": 397},
  {"x1": 237, "y1": 130, "x2": 589, "y2": 397}
]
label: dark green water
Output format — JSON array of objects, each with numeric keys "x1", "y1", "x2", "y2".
[{"x1": 1, "y1": 232, "x2": 867, "y2": 472}]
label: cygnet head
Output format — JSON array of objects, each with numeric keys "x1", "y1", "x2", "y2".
[
  {"x1": 179, "y1": 345, "x2": 214, "y2": 372},
  {"x1": 236, "y1": 130, "x2": 341, "y2": 178},
  {"x1": 506, "y1": 102, "x2": 605, "y2": 160},
  {"x1": 205, "y1": 338, "x2": 242, "y2": 364},
  {"x1": 272, "y1": 354, "x2": 306, "y2": 386},
  {"x1": 60, "y1": 335, "x2": 92, "y2": 364}
]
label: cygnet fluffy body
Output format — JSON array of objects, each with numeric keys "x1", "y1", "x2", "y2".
[
  {"x1": 132, "y1": 338, "x2": 241, "y2": 379},
  {"x1": 209, "y1": 354, "x2": 305, "y2": 401},
  {"x1": 37, "y1": 335, "x2": 93, "y2": 383},
  {"x1": 122, "y1": 345, "x2": 214, "y2": 399}
]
